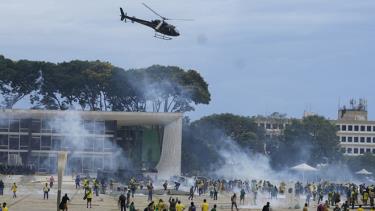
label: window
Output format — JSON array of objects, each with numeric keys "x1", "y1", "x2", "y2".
[
  {"x1": 0, "y1": 135, "x2": 8, "y2": 149},
  {"x1": 266, "y1": 124, "x2": 271, "y2": 129},
  {"x1": 9, "y1": 120, "x2": 20, "y2": 132},
  {"x1": 9, "y1": 136, "x2": 19, "y2": 150},
  {"x1": 260, "y1": 123, "x2": 265, "y2": 128},
  {"x1": 360, "y1": 137, "x2": 365, "y2": 143},
  {"x1": 360, "y1": 148, "x2": 365, "y2": 154},
  {"x1": 84, "y1": 120, "x2": 95, "y2": 133},
  {"x1": 0, "y1": 119, "x2": 9, "y2": 129},
  {"x1": 366, "y1": 148, "x2": 371, "y2": 153},
  {"x1": 341, "y1": 125, "x2": 347, "y2": 131},
  {"x1": 31, "y1": 120, "x2": 41, "y2": 133},
  {"x1": 373, "y1": 126, "x2": 375, "y2": 132},
  {"x1": 348, "y1": 125, "x2": 353, "y2": 131},
  {"x1": 367, "y1": 126, "x2": 372, "y2": 132},
  {"x1": 20, "y1": 135, "x2": 28, "y2": 150},
  {"x1": 354, "y1": 125, "x2": 359, "y2": 131},
  {"x1": 95, "y1": 121, "x2": 105, "y2": 134},
  {"x1": 354, "y1": 148, "x2": 358, "y2": 154},
  {"x1": 41, "y1": 136, "x2": 51, "y2": 150},
  {"x1": 52, "y1": 137, "x2": 61, "y2": 151},
  {"x1": 341, "y1": 136, "x2": 347, "y2": 142},
  {"x1": 279, "y1": 124, "x2": 284, "y2": 130},
  {"x1": 367, "y1": 137, "x2": 372, "y2": 143},
  {"x1": 341, "y1": 148, "x2": 346, "y2": 153},
  {"x1": 373, "y1": 149, "x2": 375, "y2": 154},
  {"x1": 272, "y1": 124, "x2": 278, "y2": 129},
  {"x1": 347, "y1": 148, "x2": 353, "y2": 154},
  {"x1": 354, "y1": 137, "x2": 359, "y2": 142},
  {"x1": 361, "y1": 125, "x2": 366, "y2": 132},
  {"x1": 373, "y1": 137, "x2": 375, "y2": 143},
  {"x1": 348, "y1": 137, "x2": 353, "y2": 142},
  {"x1": 31, "y1": 136, "x2": 40, "y2": 150}
]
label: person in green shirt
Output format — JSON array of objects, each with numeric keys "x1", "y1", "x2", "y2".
[
  {"x1": 210, "y1": 204, "x2": 217, "y2": 211},
  {"x1": 129, "y1": 202, "x2": 136, "y2": 211}
]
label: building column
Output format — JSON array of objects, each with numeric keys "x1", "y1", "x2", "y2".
[{"x1": 156, "y1": 117, "x2": 182, "y2": 179}]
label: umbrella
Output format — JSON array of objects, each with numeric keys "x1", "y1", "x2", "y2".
[
  {"x1": 291, "y1": 163, "x2": 318, "y2": 182},
  {"x1": 291, "y1": 163, "x2": 318, "y2": 172},
  {"x1": 356, "y1": 169, "x2": 372, "y2": 175}
]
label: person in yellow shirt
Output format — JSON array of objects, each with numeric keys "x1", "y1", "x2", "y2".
[
  {"x1": 11, "y1": 182, "x2": 17, "y2": 198},
  {"x1": 201, "y1": 199, "x2": 209, "y2": 211},
  {"x1": 157, "y1": 199, "x2": 166, "y2": 211},
  {"x1": 86, "y1": 188, "x2": 93, "y2": 208},
  {"x1": 370, "y1": 206, "x2": 375, "y2": 211},
  {"x1": 176, "y1": 201, "x2": 185, "y2": 211},
  {"x1": 358, "y1": 205, "x2": 364, "y2": 211},
  {"x1": 2, "y1": 202, "x2": 8, "y2": 211}
]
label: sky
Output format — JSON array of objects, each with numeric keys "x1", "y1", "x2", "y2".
[{"x1": 1, "y1": 0, "x2": 375, "y2": 120}]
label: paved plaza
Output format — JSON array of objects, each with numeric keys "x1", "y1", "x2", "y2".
[{"x1": 0, "y1": 175, "x2": 346, "y2": 211}]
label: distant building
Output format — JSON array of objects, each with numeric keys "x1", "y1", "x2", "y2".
[
  {"x1": 254, "y1": 113, "x2": 291, "y2": 138},
  {"x1": 335, "y1": 99, "x2": 375, "y2": 156},
  {"x1": 0, "y1": 109, "x2": 182, "y2": 177}
]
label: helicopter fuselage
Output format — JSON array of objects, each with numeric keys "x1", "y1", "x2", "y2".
[{"x1": 122, "y1": 15, "x2": 180, "y2": 37}]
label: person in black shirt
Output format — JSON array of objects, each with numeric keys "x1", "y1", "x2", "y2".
[
  {"x1": 59, "y1": 193, "x2": 70, "y2": 211},
  {"x1": 119, "y1": 193, "x2": 127, "y2": 211},
  {"x1": 262, "y1": 202, "x2": 270, "y2": 211}
]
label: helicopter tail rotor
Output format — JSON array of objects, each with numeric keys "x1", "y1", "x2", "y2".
[{"x1": 120, "y1": 8, "x2": 127, "y2": 22}]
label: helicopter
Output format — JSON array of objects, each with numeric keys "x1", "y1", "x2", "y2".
[{"x1": 120, "y1": 3, "x2": 192, "y2": 40}]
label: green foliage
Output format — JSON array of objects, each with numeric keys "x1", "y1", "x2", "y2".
[
  {"x1": 0, "y1": 55, "x2": 210, "y2": 112},
  {"x1": 345, "y1": 153, "x2": 375, "y2": 174},
  {"x1": 270, "y1": 115, "x2": 340, "y2": 169},
  {"x1": 181, "y1": 113, "x2": 265, "y2": 174}
]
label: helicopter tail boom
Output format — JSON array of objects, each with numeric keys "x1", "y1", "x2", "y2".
[{"x1": 120, "y1": 8, "x2": 127, "y2": 21}]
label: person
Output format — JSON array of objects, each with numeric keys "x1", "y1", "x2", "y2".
[
  {"x1": 231, "y1": 193, "x2": 238, "y2": 211},
  {"x1": 201, "y1": 199, "x2": 209, "y2": 211},
  {"x1": 129, "y1": 202, "x2": 136, "y2": 211},
  {"x1": 262, "y1": 202, "x2": 270, "y2": 211},
  {"x1": 86, "y1": 187, "x2": 93, "y2": 208},
  {"x1": 94, "y1": 179, "x2": 100, "y2": 197},
  {"x1": 317, "y1": 204, "x2": 324, "y2": 211},
  {"x1": 188, "y1": 186, "x2": 194, "y2": 200},
  {"x1": 341, "y1": 201, "x2": 349, "y2": 211},
  {"x1": 147, "y1": 201, "x2": 155, "y2": 211},
  {"x1": 169, "y1": 197, "x2": 177, "y2": 211},
  {"x1": 210, "y1": 204, "x2": 217, "y2": 211},
  {"x1": 188, "y1": 202, "x2": 196, "y2": 211},
  {"x1": 358, "y1": 205, "x2": 364, "y2": 211},
  {"x1": 2, "y1": 203, "x2": 8, "y2": 211},
  {"x1": 333, "y1": 204, "x2": 340, "y2": 211},
  {"x1": 50, "y1": 175, "x2": 55, "y2": 188},
  {"x1": 0, "y1": 180, "x2": 4, "y2": 195},
  {"x1": 59, "y1": 193, "x2": 70, "y2": 211},
  {"x1": 302, "y1": 203, "x2": 308, "y2": 211},
  {"x1": 240, "y1": 188, "x2": 246, "y2": 205},
  {"x1": 43, "y1": 183, "x2": 50, "y2": 199},
  {"x1": 157, "y1": 199, "x2": 166, "y2": 211},
  {"x1": 126, "y1": 190, "x2": 131, "y2": 207},
  {"x1": 176, "y1": 201, "x2": 185, "y2": 211},
  {"x1": 163, "y1": 181, "x2": 168, "y2": 191},
  {"x1": 213, "y1": 186, "x2": 218, "y2": 201},
  {"x1": 11, "y1": 183, "x2": 17, "y2": 198},
  {"x1": 147, "y1": 182, "x2": 153, "y2": 202},
  {"x1": 75, "y1": 175, "x2": 80, "y2": 189},
  {"x1": 118, "y1": 193, "x2": 126, "y2": 211}
]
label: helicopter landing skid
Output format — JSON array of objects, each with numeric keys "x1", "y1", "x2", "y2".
[{"x1": 154, "y1": 32, "x2": 172, "y2": 40}]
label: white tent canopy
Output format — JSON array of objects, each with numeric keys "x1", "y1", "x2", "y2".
[
  {"x1": 356, "y1": 169, "x2": 372, "y2": 175},
  {"x1": 291, "y1": 163, "x2": 318, "y2": 172}
]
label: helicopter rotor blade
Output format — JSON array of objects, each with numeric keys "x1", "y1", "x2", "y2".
[
  {"x1": 142, "y1": 3, "x2": 166, "y2": 20},
  {"x1": 165, "y1": 18, "x2": 194, "y2": 21}
]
